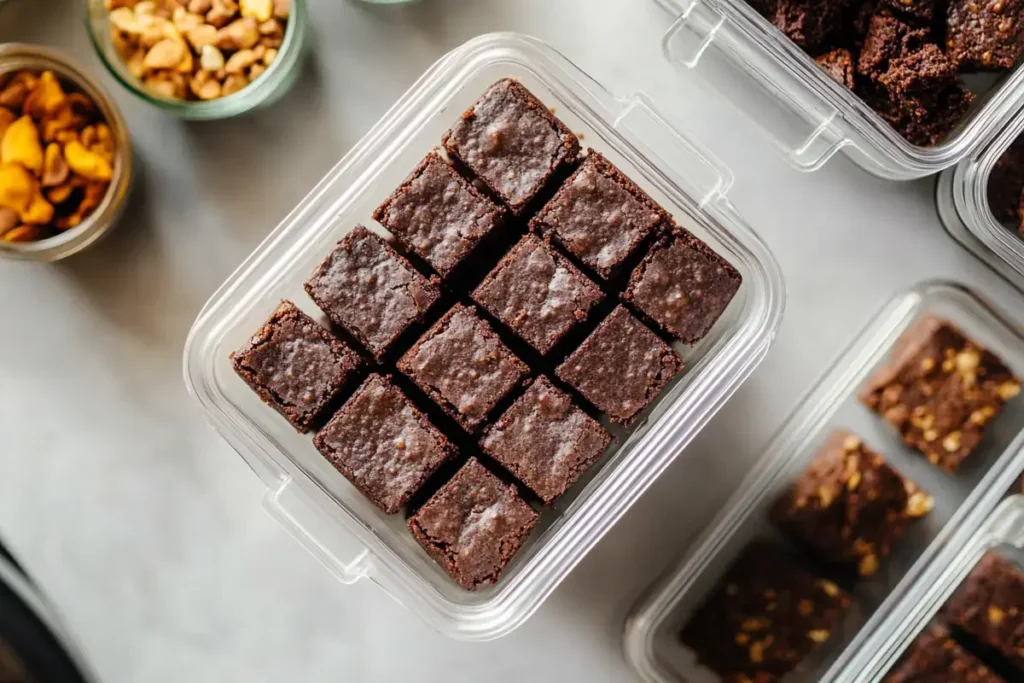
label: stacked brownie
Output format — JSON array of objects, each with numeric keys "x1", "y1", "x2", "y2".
[
  {"x1": 231, "y1": 78, "x2": 743, "y2": 591},
  {"x1": 751, "y1": 0, "x2": 1024, "y2": 146}
]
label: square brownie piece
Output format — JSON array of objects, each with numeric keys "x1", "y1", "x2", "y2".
[
  {"x1": 313, "y1": 374, "x2": 456, "y2": 514},
  {"x1": 481, "y1": 376, "x2": 612, "y2": 504},
  {"x1": 857, "y1": 11, "x2": 931, "y2": 81},
  {"x1": 372, "y1": 152, "x2": 504, "y2": 278},
  {"x1": 885, "y1": 625, "x2": 1005, "y2": 683},
  {"x1": 409, "y1": 457, "x2": 539, "y2": 590},
  {"x1": 442, "y1": 78, "x2": 580, "y2": 215},
  {"x1": 871, "y1": 84, "x2": 975, "y2": 146},
  {"x1": 624, "y1": 229, "x2": 742, "y2": 344},
  {"x1": 772, "y1": 0, "x2": 852, "y2": 50},
  {"x1": 471, "y1": 234, "x2": 604, "y2": 355},
  {"x1": 556, "y1": 306, "x2": 683, "y2": 425},
  {"x1": 941, "y1": 552, "x2": 1024, "y2": 669},
  {"x1": 772, "y1": 430, "x2": 933, "y2": 578},
  {"x1": 304, "y1": 226, "x2": 441, "y2": 360},
  {"x1": 946, "y1": 0, "x2": 1024, "y2": 71},
  {"x1": 230, "y1": 300, "x2": 360, "y2": 433},
  {"x1": 680, "y1": 541, "x2": 852, "y2": 682},
  {"x1": 860, "y1": 318, "x2": 1021, "y2": 471},
  {"x1": 816, "y1": 48, "x2": 856, "y2": 89},
  {"x1": 397, "y1": 304, "x2": 530, "y2": 432},
  {"x1": 531, "y1": 151, "x2": 666, "y2": 280}
]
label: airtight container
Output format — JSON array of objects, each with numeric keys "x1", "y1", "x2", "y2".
[
  {"x1": 183, "y1": 33, "x2": 785, "y2": 641},
  {"x1": 624, "y1": 280, "x2": 1024, "y2": 681},
  {"x1": 651, "y1": 0, "x2": 1024, "y2": 179}
]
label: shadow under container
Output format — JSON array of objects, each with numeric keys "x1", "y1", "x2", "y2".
[
  {"x1": 0, "y1": 43, "x2": 132, "y2": 262},
  {"x1": 183, "y1": 33, "x2": 785, "y2": 641},
  {"x1": 625, "y1": 281, "x2": 1024, "y2": 682},
  {"x1": 651, "y1": 0, "x2": 1024, "y2": 179}
]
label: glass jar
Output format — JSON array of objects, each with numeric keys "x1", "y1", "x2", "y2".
[
  {"x1": 0, "y1": 43, "x2": 133, "y2": 263},
  {"x1": 84, "y1": 0, "x2": 307, "y2": 120}
]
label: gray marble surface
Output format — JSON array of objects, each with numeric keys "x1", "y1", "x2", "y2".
[{"x1": 2, "y1": 1, "x2": 1022, "y2": 681}]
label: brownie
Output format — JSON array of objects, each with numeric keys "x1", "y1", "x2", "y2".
[
  {"x1": 531, "y1": 151, "x2": 666, "y2": 280},
  {"x1": 372, "y1": 152, "x2": 504, "y2": 278},
  {"x1": 441, "y1": 78, "x2": 580, "y2": 215},
  {"x1": 987, "y1": 137, "x2": 1024, "y2": 222},
  {"x1": 941, "y1": 552, "x2": 1024, "y2": 669},
  {"x1": 872, "y1": 83, "x2": 975, "y2": 146},
  {"x1": 624, "y1": 229, "x2": 742, "y2": 344},
  {"x1": 816, "y1": 48, "x2": 856, "y2": 88},
  {"x1": 481, "y1": 377, "x2": 612, "y2": 504},
  {"x1": 680, "y1": 541, "x2": 852, "y2": 682},
  {"x1": 878, "y1": 44, "x2": 959, "y2": 107},
  {"x1": 230, "y1": 300, "x2": 360, "y2": 433},
  {"x1": 861, "y1": 317, "x2": 1021, "y2": 471},
  {"x1": 557, "y1": 306, "x2": 683, "y2": 425},
  {"x1": 946, "y1": 0, "x2": 1024, "y2": 71},
  {"x1": 408, "y1": 457, "x2": 539, "y2": 590},
  {"x1": 313, "y1": 374, "x2": 456, "y2": 514},
  {"x1": 772, "y1": 0, "x2": 852, "y2": 50},
  {"x1": 885, "y1": 625, "x2": 1005, "y2": 683},
  {"x1": 878, "y1": 0, "x2": 936, "y2": 22},
  {"x1": 772, "y1": 430, "x2": 933, "y2": 578},
  {"x1": 471, "y1": 234, "x2": 604, "y2": 355},
  {"x1": 304, "y1": 226, "x2": 441, "y2": 359},
  {"x1": 858, "y1": 11, "x2": 931, "y2": 81},
  {"x1": 397, "y1": 304, "x2": 530, "y2": 432}
]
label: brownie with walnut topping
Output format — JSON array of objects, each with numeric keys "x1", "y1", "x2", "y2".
[
  {"x1": 945, "y1": 0, "x2": 1024, "y2": 71},
  {"x1": 885, "y1": 625, "x2": 1005, "y2": 683}
]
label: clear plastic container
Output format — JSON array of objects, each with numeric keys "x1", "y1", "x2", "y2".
[
  {"x1": 937, "y1": 108, "x2": 1024, "y2": 292},
  {"x1": 624, "y1": 280, "x2": 1024, "y2": 682},
  {"x1": 651, "y1": 0, "x2": 1024, "y2": 179},
  {"x1": 183, "y1": 32, "x2": 785, "y2": 641}
]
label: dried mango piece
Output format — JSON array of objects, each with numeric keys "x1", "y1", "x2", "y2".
[
  {"x1": 46, "y1": 182, "x2": 76, "y2": 205},
  {"x1": 0, "y1": 107, "x2": 15, "y2": 141},
  {"x1": 0, "y1": 162, "x2": 36, "y2": 213},
  {"x1": 41, "y1": 144, "x2": 70, "y2": 188},
  {"x1": 92, "y1": 124, "x2": 114, "y2": 161},
  {"x1": 23, "y1": 71, "x2": 66, "y2": 119},
  {"x1": 1, "y1": 116, "x2": 44, "y2": 174},
  {"x1": 64, "y1": 141, "x2": 113, "y2": 182},
  {"x1": 2, "y1": 225, "x2": 41, "y2": 243},
  {"x1": 21, "y1": 194, "x2": 54, "y2": 225},
  {"x1": 0, "y1": 206, "x2": 18, "y2": 235}
]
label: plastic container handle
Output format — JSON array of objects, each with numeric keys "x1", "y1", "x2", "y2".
[
  {"x1": 664, "y1": 0, "x2": 848, "y2": 171},
  {"x1": 263, "y1": 478, "x2": 373, "y2": 586}
]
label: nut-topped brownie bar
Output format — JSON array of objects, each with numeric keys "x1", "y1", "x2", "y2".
[
  {"x1": 471, "y1": 235, "x2": 604, "y2": 355},
  {"x1": 557, "y1": 306, "x2": 683, "y2": 426},
  {"x1": 624, "y1": 228, "x2": 742, "y2": 344},
  {"x1": 442, "y1": 78, "x2": 580, "y2": 215},
  {"x1": 772, "y1": 0, "x2": 850, "y2": 51},
  {"x1": 941, "y1": 552, "x2": 1024, "y2": 670},
  {"x1": 532, "y1": 151, "x2": 667, "y2": 280},
  {"x1": 481, "y1": 377, "x2": 612, "y2": 505},
  {"x1": 681, "y1": 541, "x2": 852, "y2": 682},
  {"x1": 372, "y1": 152, "x2": 505, "y2": 278},
  {"x1": 409, "y1": 457, "x2": 539, "y2": 590},
  {"x1": 230, "y1": 300, "x2": 361, "y2": 433},
  {"x1": 861, "y1": 317, "x2": 1021, "y2": 471},
  {"x1": 304, "y1": 226, "x2": 441, "y2": 360},
  {"x1": 885, "y1": 625, "x2": 1005, "y2": 683},
  {"x1": 398, "y1": 304, "x2": 530, "y2": 432},
  {"x1": 313, "y1": 374, "x2": 456, "y2": 514},
  {"x1": 772, "y1": 430, "x2": 933, "y2": 578},
  {"x1": 946, "y1": 0, "x2": 1024, "y2": 70}
]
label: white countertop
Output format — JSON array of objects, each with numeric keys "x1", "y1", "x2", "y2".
[{"x1": 3, "y1": 1, "x2": 1023, "y2": 681}]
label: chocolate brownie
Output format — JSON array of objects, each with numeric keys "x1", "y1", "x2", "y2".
[
  {"x1": 987, "y1": 137, "x2": 1024, "y2": 222},
  {"x1": 816, "y1": 48, "x2": 856, "y2": 88},
  {"x1": 878, "y1": 0, "x2": 936, "y2": 22},
  {"x1": 885, "y1": 625, "x2": 1005, "y2": 683},
  {"x1": 878, "y1": 44, "x2": 959, "y2": 107},
  {"x1": 857, "y1": 11, "x2": 931, "y2": 81},
  {"x1": 681, "y1": 541, "x2": 852, "y2": 682},
  {"x1": 372, "y1": 152, "x2": 504, "y2": 278},
  {"x1": 772, "y1": 0, "x2": 852, "y2": 50},
  {"x1": 873, "y1": 84, "x2": 975, "y2": 146},
  {"x1": 471, "y1": 234, "x2": 603, "y2": 355},
  {"x1": 556, "y1": 306, "x2": 683, "y2": 425},
  {"x1": 304, "y1": 226, "x2": 441, "y2": 359},
  {"x1": 941, "y1": 552, "x2": 1024, "y2": 669},
  {"x1": 230, "y1": 300, "x2": 360, "y2": 432},
  {"x1": 946, "y1": 0, "x2": 1024, "y2": 71},
  {"x1": 442, "y1": 79, "x2": 580, "y2": 215},
  {"x1": 481, "y1": 377, "x2": 612, "y2": 504},
  {"x1": 624, "y1": 229, "x2": 742, "y2": 344},
  {"x1": 397, "y1": 304, "x2": 530, "y2": 432},
  {"x1": 861, "y1": 317, "x2": 1021, "y2": 471},
  {"x1": 531, "y1": 151, "x2": 666, "y2": 280},
  {"x1": 772, "y1": 430, "x2": 933, "y2": 578},
  {"x1": 409, "y1": 457, "x2": 539, "y2": 590},
  {"x1": 313, "y1": 374, "x2": 456, "y2": 514}
]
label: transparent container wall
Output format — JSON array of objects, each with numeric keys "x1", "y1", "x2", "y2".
[
  {"x1": 184, "y1": 33, "x2": 784, "y2": 641},
  {"x1": 652, "y1": 0, "x2": 1024, "y2": 179},
  {"x1": 624, "y1": 281, "x2": 1024, "y2": 682}
]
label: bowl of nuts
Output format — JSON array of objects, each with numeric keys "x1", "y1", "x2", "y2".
[
  {"x1": 86, "y1": 0, "x2": 303, "y2": 119},
  {"x1": 0, "y1": 43, "x2": 132, "y2": 261}
]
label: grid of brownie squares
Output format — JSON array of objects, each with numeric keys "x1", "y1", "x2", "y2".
[{"x1": 230, "y1": 79, "x2": 745, "y2": 591}]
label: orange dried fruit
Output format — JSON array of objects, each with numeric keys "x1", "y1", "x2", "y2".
[
  {"x1": 1, "y1": 116, "x2": 44, "y2": 174},
  {"x1": 1, "y1": 225, "x2": 40, "y2": 243},
  {"x1": 64, "y1": 140, "x2": 113, "y2": 182},
  {"x1": 21, "y1": 194, "x2": 54, "y2": 225},
  {"x1": 0, "y1": 162, "x2": 36, "y2": 213},
  {"x1": 23, "y1": 71, "x2": 66, "y2": 119},
  {"x1": 0, "y1": 107, "x2": 15, "y2": 141}
]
